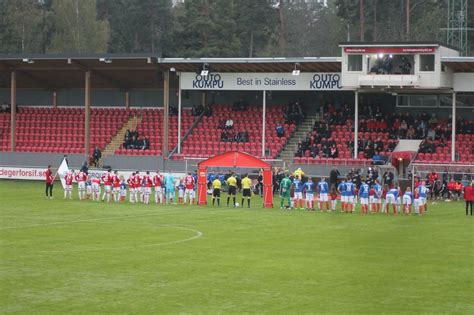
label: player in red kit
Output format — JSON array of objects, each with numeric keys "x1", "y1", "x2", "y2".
[
  {"x1": 45, "y1": 165, "x2": 54, "y2": 199},
  {"x1": 112, "y1": 170, "x2": 121, "y2": 202},
  {"x1": 127, "y1": 172, "x2": 136, "y2": 203},
  {"x1": 64, "y1": 170, "x2": 74, "y2": 200},
  {"x1": 75, "y1": 170, "x2": 88, "y2": 200},
  {"x1": 143, "y1": 171, "x2": 153, "y2": 204},
  {"x1": 134, "y1": 171, "x2": 143, "y2": 203},
  {"x1": 153, "y1": 171, "x2": 163, "y2": 204},
  {"x1": 91, "y1": 174, "x2": 101, "y2": 201},
  {"x1": 184, "y1": 172, "x2": 196, "y2": 205},
  {"x1": 102, "y1": 169, "x2": 112, "y2": 202}
]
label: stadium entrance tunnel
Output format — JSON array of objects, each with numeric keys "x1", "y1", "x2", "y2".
[{"x1": 197, "y1": 151, "x2": 273, "y2": 208}]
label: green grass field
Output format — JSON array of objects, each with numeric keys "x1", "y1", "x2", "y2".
[{"x1": 1, "y1": 180, "x2": 473, "y2": 314}]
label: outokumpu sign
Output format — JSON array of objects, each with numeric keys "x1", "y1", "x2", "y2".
[{"x1": 180, "y1": 72, "x2": 343, "y2": 91}]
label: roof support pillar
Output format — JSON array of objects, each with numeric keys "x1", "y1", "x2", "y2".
[
  {"x1": 262, "y1": 90, "x2": 266, "y2": 158},
  {"x1": 52, "y1": 90, "x2": 57, "y2": 108},
  {"x1": 163, "y1": 70, "x2": 170, "y2": 156},
  {"x1": 177, "y1": 75, "x2": 182, "y2": 154},
  {"x1": 84, "y1": 71, "x2": 91, "y2": 159},
  {"x1": 354, "y1": 91, "x2": 359, "y2": 159},
  {"x1": 125, "y1": 90, "x2": 130, "y2": 110},
  {"x1": 451, "y1": 92, "x2": 456, "y2": 162},
  {"x1": 10, "y1": 70, "x2": 16, "y2": 152}
]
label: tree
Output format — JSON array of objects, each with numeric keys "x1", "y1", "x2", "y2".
[
  {"x1": 48, "y1": 0, "x2": 109, "y2": 53},
  {"x1": 0, "y1": 0, "x2": 49, "y2": 53}
]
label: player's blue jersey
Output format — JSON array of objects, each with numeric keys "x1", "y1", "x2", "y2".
[
  {"x1": 303, "y1": 181, "x2": 315, "y2": 194},
  {"x1": 373, "y1": 183, "x2": 382, "y2": 198},
  {"x1": 418, "y1": 185, "x2": 428, "y2": 198},
  {"x1": 120, "y1": 182, "x2": 127, "y2": 190},
  {"x1": 337, "y1": 182, "x2": 346, "y2": 195},
  {"x1": 219, "y1": 174, "x2": 225, "y2": 183},
  {"x1": 344, "y1": 182, "x2": 354, "y2": 196},
  {"x1": 387, "y1": 188, "x2": 399, "y2": 198},
  {"x1": 208, "y1": 174, "x2": 215, "y2": 182},
  {"x1": 359, "y1": 183, "x2": 369, "y2": 198},
  {"x1": 293, "y1": 179, "x2": 303, "y2": 193},
  {"x1": 318, "y1": 181, "x2": 329, "y2": 194},
  {"x1": 178, "y1": 184, "x2": 185, "y2": 191}
]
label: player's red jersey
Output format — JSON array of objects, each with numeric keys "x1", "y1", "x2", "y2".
[
  {"x1": 414, "y1": 190, "x2": 420, "y2": 199},
  {"x1": 127, "y1": 175, "x2": 135, "y2": 189},
  {"x1": 75, "y1": 172, "x2": 87, "y2": 182},
  {"x1": 153, "y1": 175, "x2": 162, "y2": 187},
  {"x1": 112, "y1": 175, "x2": 120, "y2": 188},
  {"x1": 382, "y1": 189, "x2": 387, "y2": 198},
  {"x1": 45, "y1": 169, "x2": 54, "y2": 184},
  {"x1": 92, "y1": 177, "x2": 101, "y2": 185},
  {"x1": 329, "y1": 191, "x2": 337, "y2": 200},
  {"x1": 102, "y1": 173, "x2": 112, "y2": 186},
  {"x1": 369, "y1": 188, "x2": 375, "y2": 196},
  {"x1": 65, "y1": 173, "x2": 73, "y2": 185},
  {"x1": 144, "y1": 175, "x2": 153, "y2": 188},
  {"x1": 184, "y1": 175, "x2": 195, "y2": 190},
  {"x1": 134, "y1": 174, "x2": 142, "y2": 187}
]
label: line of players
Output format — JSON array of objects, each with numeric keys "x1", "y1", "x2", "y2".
[
  {"x1": 279, "y1": 174, "x2": 430, "y2": 215},
  {"x1": 63, "y1": 169, "x2": 197, "y2": 205}
]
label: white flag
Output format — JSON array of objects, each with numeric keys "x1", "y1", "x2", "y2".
[{"x1": 57, "y1": 158, "x2": 69, "y2": 189}]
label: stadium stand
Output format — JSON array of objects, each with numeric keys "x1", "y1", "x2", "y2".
[{"x1": 172, "y1": 104, "x2": 295, "y2": 159}]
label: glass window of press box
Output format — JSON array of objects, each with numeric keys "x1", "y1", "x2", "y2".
[
  {"x1": 367, "y1": 54, "x2": 414, "y2": 75},
  {"x1": 419, "y1": 54, "x2": 435, "y2": 71},
  {"x1": 347, "y1": 54, "x2": 362, "y2": 72}
]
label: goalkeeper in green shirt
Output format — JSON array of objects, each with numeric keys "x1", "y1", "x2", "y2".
[{"x1": 280, "y1": 174, "x2": 292, "y2": 209}]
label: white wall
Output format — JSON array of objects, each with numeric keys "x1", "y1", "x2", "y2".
[{"x1": 453, "y1": 73, "x2": 474, "y2": 92}]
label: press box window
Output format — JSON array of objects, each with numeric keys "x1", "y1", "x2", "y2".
[
  {"x1": 419, "y1": 54, "x2": 435, "y2": 71},
  {"x1": 348, "y1": 54, "x2": 362, "y2": 72}
]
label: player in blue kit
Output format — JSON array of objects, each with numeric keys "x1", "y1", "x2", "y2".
[
  {"x1": 386, "y1": 187, "x2": 399, "y2": 215},
  {"x1": 303, "y1": 177, "x2": 315, "y2": 210},
  {"x1": 402, "y1": 187, "x2": 413, "y2": 215},
  {"x1": 417, "y1": 181, "x2": 429, "y2": 215},
  {"x1": 317, "y1": 177, "x2": 330, "y2": 212},
  {"x1": 337, "y1": 179, "x2": 346, "y2": 212},
  {"x1": 293, "y1": 176, "x2": 304, "y2": 209},
  {"x1": 359, "y1": 180, "x2": 370, "y2": 214},
  {"x1": 344, "y1": 179, "x2": 355, "y2": 213}
]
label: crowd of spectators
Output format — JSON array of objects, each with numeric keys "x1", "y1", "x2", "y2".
[
  {"x1": 1, "y1": 101, "x2": 11, "y2": 113},
  {"x1": 284, "y1": 101, "x2": 303, "y2": 124},
  {"x1": 123, "y1": 129, "x2": 149, "y2": 150},
  {"x1": 192, "y1": 104, "x2": 213, "y2": 117},
  {"x1": 218, "y1": 115, "x2": 249, "y2": 143}
]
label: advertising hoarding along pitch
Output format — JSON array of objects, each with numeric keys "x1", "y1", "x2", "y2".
[{"x1": 180, "y1": 72, "x2": 344, "y2": 91}]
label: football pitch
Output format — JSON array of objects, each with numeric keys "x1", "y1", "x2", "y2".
[{"x1": 1, "y1": 180, "x2": 472, "y2": 314}]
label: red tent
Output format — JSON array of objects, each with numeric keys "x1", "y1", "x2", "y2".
[{"x1": 197, "y1": 151, "x2": 273, "y2": 208}]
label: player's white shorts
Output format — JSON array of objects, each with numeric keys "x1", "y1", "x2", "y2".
[
  {"x1": 294, "y1": 192, "x2": 303, "y2": 199},
  {"x1": 104, "y1": 185, "x2": 111, "y2": 193},
  {"x1": 86, "y1": 185, "x2": 92, "y2": 194},
  {"x1": 306, "y1": 193, "x2": 314, "y2": 202},
  {"x1": 78, "y1": 182, "x2": 85, "y2": 191},
  {"x1": 113, "y1": 186, "x2": 120, "y2": 193},
  {"x1": 178, "y1": 190, "x2": 184, "y2": 198},
  {"x1": 144, "y1": 187, "x2": 152, "y2": 195},
  {"x1": 154, "y1": 186, "x2": 162, "y2": 193},
  {"x1": 360, "y1": 197, "x2": 369, "y2": 205},
  {"x1": 386, "y1": 194, "x2": 397, "y2": 204},
  {"x1": 319, "y1": 193, "x2": 328, "y2": 202},
  {"x1": 185, "y1": 188, "x2": 194, "y2": 198},
  {"x1": 402, "y1": 195, "x2": 412, "y2": 205},
  {"x1": 341, "y1": 195, "x2": 348, "y2": 203},
  {"x1": 418, "y1": 197, "x2": 426, "y2": 206},
  {"x1": 414, "y1": 199, "x2": 420, "y2": 209},
  {"x1": 92, "y1": 183, "x2": 100, "y2": 192},
  {"x1": 370, "y1": 196, "x2": 381, "y2": 204},
  {"x1": 347, "y1": 196, "x2": 354, "y2": 204},
  {"x1": 397, "y1": 197, "x2": 401, "y2": 205},
  {"x1": 65, "y1": 184, "x2": 72, "y2": 191}
]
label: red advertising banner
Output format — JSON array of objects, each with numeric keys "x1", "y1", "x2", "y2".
[{"x1": 344, "y1": 47, "x2": 436, "y2": 53}]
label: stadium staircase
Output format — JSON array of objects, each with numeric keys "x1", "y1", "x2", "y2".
[
  {"x1": 277, "y1": 112, "x2": 319, "y2": 162},
  {"x1": 100, "y1": 115, "x2": 142, "y2": 162}
]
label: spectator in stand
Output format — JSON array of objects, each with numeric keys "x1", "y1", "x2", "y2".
[
  {"x1": 192, "y1": 104, "x2": 204, "y2": 116},
  {"x1": 276, "y1": 123, "x2": 285, "y2": 138},
  {"x1": 92, "y1": 147, "x2": 101, "y2": 167},
  {"x1": 1, "y1": 101, "x2": 11, "y2": 113},
  {"x1": 204, "y1": 105, "x2": 213, "y2": 117},
  {"x1": 225, "y1": 119, "x2": 234, "y2": 129},
  {"x1": 464, "y1": 181, "x2": 473, "y2": 215},
  {"x1": 329, "y1": 145, "x2": 338, "y2": 158}
]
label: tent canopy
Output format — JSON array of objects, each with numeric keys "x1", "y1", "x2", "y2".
[{"x1": 198, "y1": 151, "x2": 271, "y2": 169}]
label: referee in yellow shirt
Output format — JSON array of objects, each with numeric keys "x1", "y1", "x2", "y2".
[
  {"x1": 226, "y1": 172, "x2": 237, "y2": 207},
  {"x1": 212, "y1": 177, "x2": 221, "y2": 206},
  {"x1": 241, "y1": 174, "x2": 252, "y2": 208}
]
